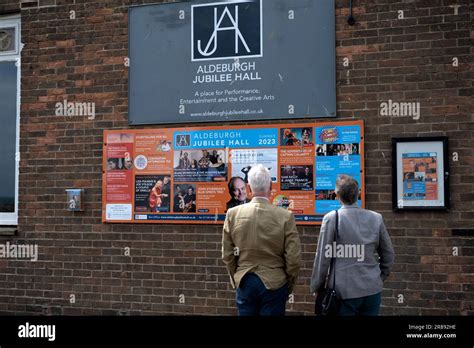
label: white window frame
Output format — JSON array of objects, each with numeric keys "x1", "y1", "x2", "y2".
[{"x1": 0, "y1": 15, "x2": 21, "y2": 225}]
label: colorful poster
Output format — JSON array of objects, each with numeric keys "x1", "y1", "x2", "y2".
[
  {"x1": 402, "y1": 153, "x2": 438, "y2": 200},
  {"x1": 314, "y1": 125, "x2": 363, "y2": 214},
  {"x1": 102, "y1": 121, "x2": 364, "y2": 225},
  {"x1": 105, "y1": 133, "x2": 134, "y2": 205}
]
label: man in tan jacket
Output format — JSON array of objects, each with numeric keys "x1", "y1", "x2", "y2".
[{"x1": 222, "y1": 164, "x2": 301, "y2": 316}]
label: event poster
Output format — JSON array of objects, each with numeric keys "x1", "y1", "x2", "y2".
[
  {"x1": 402, "y1": 153, "x2": 438, "y2": 200},
  {"x1": 315, "y1": 125, "x2": 363, "y2": 213},
  {"x1": 102, "y1": 121, "x2": 364, "y2": 225}
]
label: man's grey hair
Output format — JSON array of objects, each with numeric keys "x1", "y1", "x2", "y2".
[
  {"x1": 335, "y1": 175, "x2": 359, "y2": 205},
  {"x1": 248, "y1": 164, "x2": 271, "y2": 194}
]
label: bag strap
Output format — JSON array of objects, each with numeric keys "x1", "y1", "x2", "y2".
[
  {"x1": 322, "y1": 210, "x2": 339, "y2": 290},
  {"x1": 330, "y1": 210, "x2": 339, "y2": 288}
]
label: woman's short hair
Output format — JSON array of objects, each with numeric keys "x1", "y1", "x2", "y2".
[
  {"x1": 335, "y1": 175, "x2": 359, "y2": 205},
  {"x1": 248, "y1": 164, "x2": 271, "y2": 194}
]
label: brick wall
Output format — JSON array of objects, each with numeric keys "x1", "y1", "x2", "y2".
[
  {"x1": 0, "y1": 0, "x2": 472, "y2": 315},
  {"x1": 0, "y1": 0, "x2": 19, "y2": 14}
]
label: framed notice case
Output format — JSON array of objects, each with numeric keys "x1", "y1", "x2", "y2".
[{"x1": 392, "y1": 137, "x2": 450, "y2": 211}]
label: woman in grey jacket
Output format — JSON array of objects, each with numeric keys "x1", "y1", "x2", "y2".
[{"x1": 310, "y1": 175, "x2": 395, "y2": 316}]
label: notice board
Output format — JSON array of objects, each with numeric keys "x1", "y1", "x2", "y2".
[
  {"x1": 102, "y1": 120, "x2": 364, "y2": 225},
  {"x1": 128, "y1": 0, "x2": 336, "y2": 124}
]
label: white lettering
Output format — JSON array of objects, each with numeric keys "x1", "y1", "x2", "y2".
[
  {"x1": 324, "y1": 242, "x2": 365, "y2": 261},
  {"x1": 18, "y1": 322, "x2": 55, "y2": 342}
]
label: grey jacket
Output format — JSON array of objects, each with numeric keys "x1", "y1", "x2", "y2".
[{"x1": 310, "y1": 204, "x2": 395, "y2": 299}]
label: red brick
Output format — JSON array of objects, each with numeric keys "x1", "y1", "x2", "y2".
[{"x1": 1, "y1": 0, "x2": 469, "y2": 317}]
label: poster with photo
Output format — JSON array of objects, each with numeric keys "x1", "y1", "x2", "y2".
[
  {"x1": 393, "y1": 137, "x2": 449, "y2": 211},
  {"x1": 135, "y1": 175, "x2": 172, "y2": 213},
  {"x1": 280, "y1": 165, "x2": 313, "y2": 191},
  {"x1": 173, "y1": 149, "x2": 227, "y2": 183},
  {"x1": 314, "y1": 125, "x2": 363, "y2": 214},
  {"x1": 105, "y1": 135, "x2": 134, "y2": 204},
  {"x1": 230, "y1": 149, "x2": 278, "y2": 183},
  {"x1": 402, "y1": 153, "x2": 438, "y2": 200},
  {"x1": 172, "y1": 184, "x2": 196, "y2": 213},
  {"x1": 280, "y1": 127, "x2": 314, "y2": 146},
  {"x1": 102, "y1": 120, "x2": 364, "y2": 225}
]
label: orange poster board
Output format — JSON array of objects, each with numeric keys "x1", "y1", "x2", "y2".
[{"x1": 102, "y1": 120, "x2": 364, "y2": 225}]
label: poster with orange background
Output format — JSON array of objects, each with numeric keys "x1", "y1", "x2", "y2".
[{"x1": 102, "y1": 120, "x2": 364, "y2": 225}]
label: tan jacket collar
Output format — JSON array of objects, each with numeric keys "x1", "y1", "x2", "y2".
[{"x1": 251, "y1": 197, "x2": 270, "y2": 204}]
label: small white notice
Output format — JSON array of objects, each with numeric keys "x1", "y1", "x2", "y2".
[{"x1": 106, "y1": 204, "x2": 132, "y2": 221}]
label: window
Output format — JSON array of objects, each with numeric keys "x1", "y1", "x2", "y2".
[{"x1": 0, "y1": 15, "x2": 20, "y2": 225}]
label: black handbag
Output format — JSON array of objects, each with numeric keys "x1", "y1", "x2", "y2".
[{"x1": 315, "y1": 210, "x2": 339, "y2": 316}]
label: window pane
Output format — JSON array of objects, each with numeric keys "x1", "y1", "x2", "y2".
[
  {"x1": 0, "y1": 61, "x2": 17, "y2": 213},
  {"x1": 0, "y1": 28, "x2": 16, "y2": 53}
]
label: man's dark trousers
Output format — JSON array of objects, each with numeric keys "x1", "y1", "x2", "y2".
[{"x1": 236, "y1": 273, "x2": 289, "y2": 316}]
